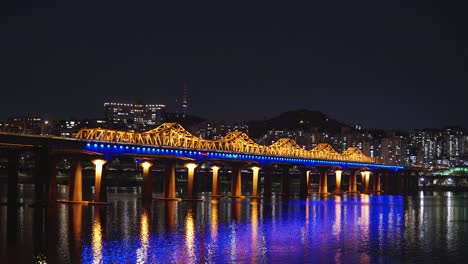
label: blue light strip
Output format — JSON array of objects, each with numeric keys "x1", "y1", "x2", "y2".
[{"x1": 85, "y1": 142, "x2": 404, "y2": 171}]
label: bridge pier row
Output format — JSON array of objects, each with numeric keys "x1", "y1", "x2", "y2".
[
  {"x1": 92, "y1": 159, "x2": 107, "y2": 203},
  {"x1": 140, "y1": 161, "x2": 153, "y2": 203},
  {"x1": 318, "y1": 167, "x2": 329, "y2": 195},
  {"x1": 280, "y1": 166, "x2": 290, "y2": 197},
  {"x1": 334, "y1": 169, "x2": 343, "y2": 194},
  {"x1": 184, "y1": 163, "x2": 198, "y2": 199},
  {"x1": 230, "y1": 164, "x2": 242, "y2": 198},
  {"x1": 262, "y1": 166, "x2": 273, "y2": 197},
  {"x1": 348, "y1": 169, "x2": 359, "y2": 194},
  {"x1": 250, "y1": 166, "x2": 261, "y2": 198},
  {"x1": 163, "y1": 160, "x2": 177, "y2": 199},
  {"x1": 210, "y1": 165, "x2": 221, "y2": 197},
  {"x1": 7, "y1": 149, "x2": 20, "y2": 207}
]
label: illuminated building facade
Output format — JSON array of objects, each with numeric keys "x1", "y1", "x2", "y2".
[{"x1": 104, "y1": 102, "x2": 166, "y2": 131}]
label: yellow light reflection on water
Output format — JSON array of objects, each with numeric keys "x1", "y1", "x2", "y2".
[
  {"x1": 92, "y1": 209, "x2": 103, "y2": 264},
  {"x1": 136, "y1": 209, "x2": 150, "y2": 263},
  {"x1": 359, "y1": 195, "x2": 370, "y2": 263},
  {"x1": 185, "y1": 208, "x2": 195, "y2": 261},
  {"x1": 211, "y1": 200, "x2": 219, "y2": 240},
  {"x1": 251, "y1": 200, "x2": 259, "y2": 263}
]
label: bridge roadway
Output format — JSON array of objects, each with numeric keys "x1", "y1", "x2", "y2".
[{"x1": 0, "y1": 124, "x2": 407, "y2": 206}]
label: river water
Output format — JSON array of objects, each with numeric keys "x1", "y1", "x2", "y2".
[{"x1": 1, "y1": 187, "x2": 468, "y2": 263}]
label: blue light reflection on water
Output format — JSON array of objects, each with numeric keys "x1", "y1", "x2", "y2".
[
  {"x1": 78, "y1": 195, "x2": 410, "y2": 263},
  {"x1": 2, "y1": 191, "x2": 468, "y2": 263}
]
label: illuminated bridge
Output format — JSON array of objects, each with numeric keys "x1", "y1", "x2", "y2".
[{"x1": 0, "y1": 122, "x2": 407, "y2": 206}]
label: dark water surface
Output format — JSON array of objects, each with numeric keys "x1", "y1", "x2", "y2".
[{"x1": 1, "y1": 187, "x2": 468, "y2": 263}]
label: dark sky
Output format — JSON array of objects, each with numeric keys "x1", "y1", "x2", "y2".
[{"x1": 1, "y1": 1, "x2": 467, "y2": 130}]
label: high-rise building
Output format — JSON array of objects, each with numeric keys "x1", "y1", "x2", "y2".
[{"x1": 104, "y1": 102, "x2": 166, "y2": 131}]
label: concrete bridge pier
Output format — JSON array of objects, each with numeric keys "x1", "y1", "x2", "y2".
[
  {"x1": 92, "y1": 159, "x2": 107, "y2": 203},
  {"x1": 250, "y1": 166, "x2": 261, "y2": 198},
  {"x1": 230, "y1": 164, "x2": 242, "y2": 198},
  {"x1": 299, "y1": 168, "x2": 309, "y2": 198},
  {"x1": 7, "y1": 149, "x2": 20, "y2": 207},
  {"x1": 31, "y1": 148, "x2": 58, "y2": 205},
  {"x1": 334, "y1": 169, "x2": 343, "y2": 195},
  {"x1": 306, "y1": 170, "x2": 313, "y2": 195},
  {"x1": 280, "y1": 166, "x2": 290, "y2": 197},
  {"x1": 262, "y1": 166, "x2": 273, "y2": 197},
  {"x1": 184, "y1": 162, "x2": 198, "y2": 200},
  {"x1": 68, "y1": 160, "x2": 83, "y2": 202},
  {"x1": 163, "y1": 160, "x2": 177, "y2": 200},
  {"x1": 372, "y1": 173, "x2": 382, "y2": 193},
  {"x1": 348, "y1": 169, "x2": 359, "y2": 194},
  {"x1": 318, "y1": 167, "x2": 329, "y2": 195},
  {"x1": 210, "y1": 165, "x2": 221, "y2": 197},
  {"x1": 361, "y1": 171, "x2": 371, "y2": 194},
  {"x1": 140, "y1": 161, "x2": 153, "y2": 203}
]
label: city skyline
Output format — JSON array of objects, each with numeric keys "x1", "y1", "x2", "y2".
[{"x1": 1, "y1": 1, "x2": 468, "y2": 130}]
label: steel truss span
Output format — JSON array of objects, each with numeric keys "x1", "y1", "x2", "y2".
[{"x1": 76, "y1": 122, "x2": 374, "y2": 163}]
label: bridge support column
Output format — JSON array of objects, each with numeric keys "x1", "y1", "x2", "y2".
[
  {"x1": 299, "y1": 169, "x2": 308, "y2": 198},
  {"x1": 92, "y1": 159, "x2": 107, "y2": 203},
  {"x1": 210, "y1": 165, "x2": 221, "y2": 197},
  {"x1": 185, "y1": 163, "x2": 198, "y2": 199},
  {"x1": 372, "y1": 173, "x2": 381, "y2": 193},
  {"x1": 306, "y1": 170, "x2": 312, "y2": 195},
  {"x1": 334, "y1": 169, "x2": 343, "y2": 194},
  {"x1": 263, "y1": 166, "x2": 273, "y2": 197},
  {"x1": 348, "y1": 169, "x2": 358, "y2": 194},
  {"x1": 250, "y1": 166, "x2": 260, "y2": 198},
  {"x1": 34, "y1": 149, "x2": 46, "y2": 204},
  {"x1": 163, "y1": 160, "x2": 177, "y2": 199},
  {"x1": 230, "y1": 165, "x2": 242, "y2": 198},
  {"x1": 141, "y1": 161, "x2": 153, "y2": 203},
  {"x1": 69, "y1": 160, "x2": 83, "y2": 201},
  {"x1": 7, "y1": 150, "x2": 19, "y2": 207},
  {"x1": 43, "y1": 153, "x2": 58, "y2": 205},
  {"x1": 280, "y1": 166, "x2": 290, "y2": 196},
  {"x1": 361, "y1": 171, "x2": 370, "y2": 194},
  {"x1": 318, "y1": 167, "x2": 328, "y2": 195}
]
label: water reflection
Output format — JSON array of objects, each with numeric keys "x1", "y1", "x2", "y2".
[
  {"x1": 211, "y1": 200, "x2": 219, "y2": 240},
  {"x1": 91, "y1": 208, "x2": 103, "y2": 264},
  {"x1": 185, "y1": 205, "x2": 196, "y2": 262},
  {"x1": 136, "y1": 207, "x2": 150, "y2": 263},
  {"x1": 1, "y1": 190, "x2": 468, "y2": 263}
]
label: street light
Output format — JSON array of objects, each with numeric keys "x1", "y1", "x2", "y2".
[{"x1": 41, "y1": 120, "x2": 49, "y2": 135}]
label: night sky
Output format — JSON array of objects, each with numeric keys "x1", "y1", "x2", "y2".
[{"x1": 1, "y1": 1, "x2": 467, "y2": 130}]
